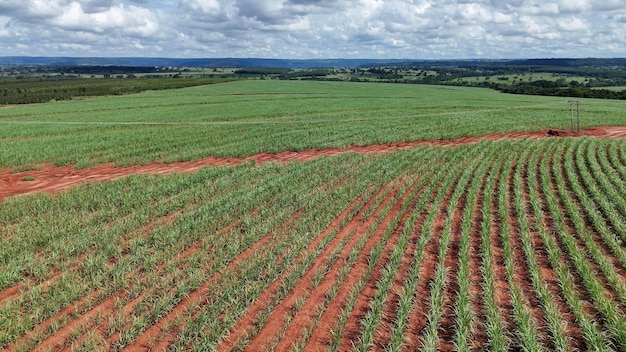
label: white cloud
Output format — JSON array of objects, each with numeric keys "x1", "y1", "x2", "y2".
[
  {"x1": 179, "y1": 0, "x2": 220, "y2": 15},
  {"x1": 0, "y1": 0, "x2": 624, "y2": 58},
  {"x1": 59, "y1": 42, "x2": 92, "y2": 50},
  {"x1": 556, "y1": 16, "x2": 588, "y2": 32}
]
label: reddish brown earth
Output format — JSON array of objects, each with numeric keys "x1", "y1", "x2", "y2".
[{"x1": 1, "y1": 127, "x2": 624, "y2": 202}]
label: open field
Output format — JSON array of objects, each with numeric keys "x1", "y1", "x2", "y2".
[
  {"x1": 1, "y1": 80, "x2": 625, "y2": 351},
  {"x1": 1, "y1": 80, "x2": 626, "y2": 171}
]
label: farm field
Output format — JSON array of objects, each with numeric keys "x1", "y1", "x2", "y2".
[
  {"x1": 0, "y1": 80, "x2": 625, "y2": 351},
  {"x1": 1, "y1": 80, "x2": 626, "y2": 171}
]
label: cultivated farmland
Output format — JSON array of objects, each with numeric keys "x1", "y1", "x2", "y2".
[
  {"x1": 1, "y1": 80, "x2": 625, "y2": 170},
  {"x1": 1, "y1": 80, "x2": 625, "y2": 351}
]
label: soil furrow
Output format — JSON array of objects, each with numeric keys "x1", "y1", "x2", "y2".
[
  {"x1": 401, "y1": 154, "x2": 472, "y2": 349},
  {"x1": 552, "y1": 145, "x2": 625, "y2": 309},
  {"x1": 214, "y1": 188, "x2": 374, "y2": 351},
  {"x1": 7, "y1": 208, "x2": 260, "y2": 351},
  {"x1": 244, "y1": 172, "x2": 417, "y2": 351},
  {"x1": 121, "y1": 209, "x2": 303, "y2": 351},
  {"x1": 515, "y1": 147, "x2": 555, "y2": 348}
]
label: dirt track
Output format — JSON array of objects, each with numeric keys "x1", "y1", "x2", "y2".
[{"x1": 1, "y1": 126, "x2": 625, "y2": 202}]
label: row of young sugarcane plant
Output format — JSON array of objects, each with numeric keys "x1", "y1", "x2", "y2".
[
  {"x1": 330, "y1": 142, "x2": 477, "y2": 351},
  {"x1": 260, "y1": 149, "x2": 440, "y2": 351},
  {"x1": 198, "y1": 149, "x2": 436, "y2": 351},
  {"x1": 0, "y1": 165, "x2": 267, "y2": 346},
  {"x1": 366, "y1": 142, "x2": 470, "y2": 352},
  {"x1": 517, "y1": 140, "x2": 606, "y2": 351},
  {"x1": 0, "y1": 152, "x2": 397, "y2": 350},
  {"x1": 2, "y1": 162, "x2": 308, "y2": 350},
  {"x1": 283, "y1": 152, "x2": 439, "y2": 351},
  {"x1": 0, "y1": 161, "x2": 280, "y2": 289},
  {"x1": 474, "y1": 145, "x2": 512, "y2": 351},
  {"x1": 418, "y1": 141, "x2": 493, "y2": 352},
  {"x1": 594, "y1": 139, "x2": 626, "y2": 188},
  {"x1": 436, "y1": 144, "x2": 503, "y2": 351},
  {"x1": 352, "y1": 147, "x2": 470, "y2": 351},
  {"x1": 546, "y1": 141, "x2": 626, "y2": 346},
  {"x1": 525, "y1": 138, "x2": 625, "y2": 351},
  {"x1": 605, "y1": 138, "x2": 626, "y2": 179},
  {"x1": 568, "y1": 141, "x2": 626, "y2": 302},
  {"x1": 572, "y1": 139, "x2": 626, "y2": 264},
  {"x1": 301, "y1": 138, "x2": 624, "y2": 352},
  {"x1": 102, "y1": 151, "x2": 426, "y2": 352},
  {"x1": 2, "y1": 137, "x2": 625, "y2": 350},
  {"x1": 508, "y1": 142, "x2": 576, "y2": 352}
]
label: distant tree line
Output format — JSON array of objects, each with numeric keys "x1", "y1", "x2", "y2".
[
  {"x1": 495, "y1": 80, "x2": 626, "y2": 100},
  {"x1": 0, "y1": 77, "x2": 233, "y2": 105}
]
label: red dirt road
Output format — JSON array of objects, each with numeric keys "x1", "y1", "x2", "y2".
[{"x1": 1, "y1": 126, "x2": 624, "y2": 202}]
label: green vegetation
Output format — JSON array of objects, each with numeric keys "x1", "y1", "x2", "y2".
[
  {"x1": 1, "y1": 80, "x2": 625, "y2": 171},
  {"x1": 0, "y1": 77, "x2": 233, "y2": 105},
  {"x1": 1, "y1": 138, "x2": 625, "y2": 350},
  {"x1": 0, "y1": 79, "x2": 625, "y2": 351}
]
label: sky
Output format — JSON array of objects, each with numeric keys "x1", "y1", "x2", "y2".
[{"x1": 0, "y1": 0, "x2": 625, "y2": 59}]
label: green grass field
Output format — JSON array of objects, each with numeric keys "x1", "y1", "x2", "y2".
[{"x1": 1, "y1": 80, "x2": 625, "y2": 170}]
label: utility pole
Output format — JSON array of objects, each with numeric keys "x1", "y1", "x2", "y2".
[{"x1": 568, "y1": 100, "x2": 581, "y2": 132}]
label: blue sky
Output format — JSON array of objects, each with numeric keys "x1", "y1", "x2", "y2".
[{"x1": 1, "y1": 0, "x2": 625, "y2": 59}]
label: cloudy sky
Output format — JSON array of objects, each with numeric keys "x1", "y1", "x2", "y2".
[{"x1": 1, "y1": 0, "x2": 625, "y2": 59}]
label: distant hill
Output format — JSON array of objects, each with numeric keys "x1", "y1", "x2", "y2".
[
  {"x1": 2, "y1": 56, "x2": 625, "y2": 69},
  {"x1": 0, "y1": 56, "x2": 407, "y2": 68}
]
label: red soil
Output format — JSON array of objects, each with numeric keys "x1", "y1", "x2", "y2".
[{"x1": 1, "y1": 127, "x2": 624, "y2": 202}]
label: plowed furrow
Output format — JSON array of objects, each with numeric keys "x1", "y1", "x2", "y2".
[
  {"x1": 370, "y1": 173, "x2": 437, "y2": 350},
  {"x1": 552, "y1": 148, "x2": 626, "y2": 309},
  {"x1": 214, "y1": 188, "x2": 372, "y2": 351},
  {"x1": 244, "y1": 172, "x2": 417, "y2": 351},
  {"x1": 6, "y1": 208, "x2": 261, "y2": 351},
  {"x1": 402, "y1": 152, "x2": 475, "y2": 349},
  {"x1": 121, "y1": 209, "x2": 303, "y2": 351}
]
